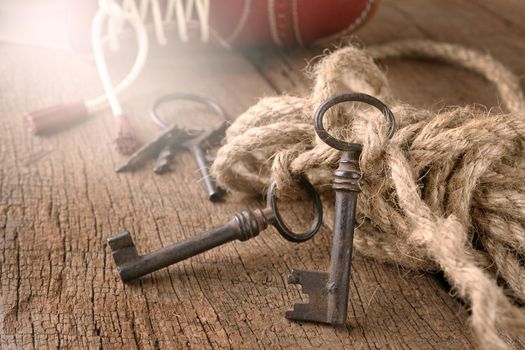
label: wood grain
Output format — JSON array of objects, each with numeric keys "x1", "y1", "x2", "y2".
[{"x1": 1, "y1": 1, "x2": 524, "y2": 349}]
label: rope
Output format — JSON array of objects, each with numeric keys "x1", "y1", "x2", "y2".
[{"x1": 211, "y1": 40, "x2": 525, "y2": 349}]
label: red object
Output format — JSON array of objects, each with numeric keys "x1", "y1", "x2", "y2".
[
  {"x1": 211, "y1": 0, "x2": 378, "y2": 45},
  {"x1": 66, "y1": 0, "x2": 378, "y2": 51},
  {"x1": 25, "y1": 102, "x2": 89, "y2": 135}
]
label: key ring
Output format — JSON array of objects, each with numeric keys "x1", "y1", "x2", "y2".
[
  {"x1": 314, "y1": 93, "x2": 396, "y2": 151},
  {"x1": 266, "y1": 175, "x2": 323, "y2": 243},
  {"x1": 150, "y1": 92, "x2": 227, "y2": 130}
]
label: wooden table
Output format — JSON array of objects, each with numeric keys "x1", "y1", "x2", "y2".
[{"x1": 2, "y1": 1, "x2": 524, "y2": 348}]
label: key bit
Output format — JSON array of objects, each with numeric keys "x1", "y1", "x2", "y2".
[
  {"x1": 286, "y1": 93, "x2": 396, "y2": 325},
  {"x1": 153, "y1": 143, "x2": 175, "y2": 174},
  {"x1": 108, "y1": 176, "x2": 323, "y2": 282},
  {"x1": 286, "y1": 269, "x2": 329, "y2": 323},
  {"x1": 115, "y1": 124, "x2": 192, "y2": 173}
]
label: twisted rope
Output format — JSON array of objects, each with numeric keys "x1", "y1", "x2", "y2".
[{"x1": 211, "y1": 40, "x2": 525, "y2": 349}]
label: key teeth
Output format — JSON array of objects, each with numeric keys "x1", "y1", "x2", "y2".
[
  {"x1": 285, "y1": 269, "x2": 330, "y2": 324},
  {"x1": 287, "y1": 269, "x2": 301, "y2": 284},
  {"x1": 107, "y1": 230, "x2": 140, "y2": 266},
  {"x1": 107, "y1": 231, "x2": 135, "y2": 250},
  {"x1": 285, "y1": 304, "x2": 328, "y2": 323}
]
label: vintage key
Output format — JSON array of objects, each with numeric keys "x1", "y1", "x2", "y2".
[
  {"x1": 176, "y1": 126, "x2": 226, "y2": 201},
  {"x1": 108, "y1": 176, "x2": 323, "y2": 282},
  {"x1": 115, "y1": 124, "x2": 192, "y2": 173},
  {"x1": 151, "y1": 93, "x2": 228, "y2": 201},
  {"x1": 153, "y1": 128, "x2": 204, "y2": 174},
  {"x1": 286, "y1": 93, "x2": 396, "y2": 325},
  {"x1": 152, "y1": 143, "x2": 176, "y2": 174}
]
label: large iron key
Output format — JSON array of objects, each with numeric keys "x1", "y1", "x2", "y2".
[
  {"x1": 286, "y1": 93, "x2": 396, "y2": 325},
  {"x1": 108, "y1": 176, "x2": 322, "y2": 282}
]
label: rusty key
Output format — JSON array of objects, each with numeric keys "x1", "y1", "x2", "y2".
[
  {"x1": 108, "y1": 176, "x2": 323, "y2": 282},
  {"x1": 176, "y1": 125, "x2": 229, "y2": 201},
  {"x1": 115, "y1": 124, "x2": 192, "y2": 173},
  {"x1": 152, "y1": 143, "x2": 176, "y2": 174},
  {"x1": 153, "y1": 128, "x2": 203, "y2": 174},
  {"x1": 151, "y1": 93, "x2": 228, "y2": 201},
  {"x1": 285, "y1": 93, "x2": 396, "y2": 325}
]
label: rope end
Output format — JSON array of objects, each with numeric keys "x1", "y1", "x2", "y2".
[{"x1": 113, "y1": 114, "x2": 140, "y2": 155}]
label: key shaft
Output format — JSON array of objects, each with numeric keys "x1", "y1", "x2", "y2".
[
  {"x1": 108, "y1": 177, "x2": 323, "y2": 284},
  {"x1": 108, "y1": 208, "x2": 273, "y2": 282},
  {"x1": 326, "y1": 150, "x2": 360, "y2": 324},
  {"x1": 187, "y1": 142, "x2": 222, "y2": 202}
]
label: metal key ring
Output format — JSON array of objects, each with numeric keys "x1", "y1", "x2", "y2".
[
  {"x1": 151, "y1": 93, "x2": 227, "y2": 129},
  {"x1": 266, "y1": 175, "x2": 323, "y2": 243},
  {"x1": 314, "y1": 93, "x2": 396, "y2": 151}
]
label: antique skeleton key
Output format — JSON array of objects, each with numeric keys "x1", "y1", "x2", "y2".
[
  {"x1": 108, "y1": 176, "x2": 323, "y2": 282},
  {"x1": 152, "y1": 142, "x2": 176, "y2": 174},
  {"x1": 115, "y1": 124, "x2": 193, "y2": 173},
  {"x1": 153, "y1": 127, "x2": 203, "y2": 174},
  {"x1": 286, "y1": 93, "x2": 396, "y2": 325},
  {"x1": 151, "y1": 93, "x2": 228, "y2": 201}
]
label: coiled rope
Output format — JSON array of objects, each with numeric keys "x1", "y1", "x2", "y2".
[{"x1": 211, "y1": 40, "x2": 525, "y2": 349}]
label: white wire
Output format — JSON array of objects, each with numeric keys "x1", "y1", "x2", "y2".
[
  {"x1": 150, "y1": 0, "x2": 168, "y2": 45},
  {"x1": 175, "y1": 0, "x2": 189, "y2": 42},
  {"x1": 195, "y1": 0, "x2": 210, "y2": 42},
  {"x1": 87, "y1": 0, "x2": 210, "y2": 116},
  {"x1": 88, "y1": 1, "x2": 149, "y2": 115}
]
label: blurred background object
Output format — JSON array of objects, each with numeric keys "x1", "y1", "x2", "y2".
[
  {"x1": 0, "y1": 0, "x2": 378, "y2": 53},
  {"x1": 17, "y1": 0, "x2": 379, "y2": 153}
]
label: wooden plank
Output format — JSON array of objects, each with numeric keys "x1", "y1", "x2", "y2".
[{"x1": 1, "y1": 0, "x2": 524, "y2": 348}]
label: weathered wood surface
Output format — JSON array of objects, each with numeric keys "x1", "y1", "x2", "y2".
[{"x1": 1, "y1": 1, "x2": 524, "y2": 349}]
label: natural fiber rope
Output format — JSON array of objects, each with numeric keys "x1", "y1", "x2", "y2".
[{"x1": 211, "y1": 40, "x2": 525, "y2": 349}]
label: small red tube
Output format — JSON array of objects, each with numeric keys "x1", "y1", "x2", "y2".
[{"x1": 25, "y1": 101, "x2": 89, "y2": 135}]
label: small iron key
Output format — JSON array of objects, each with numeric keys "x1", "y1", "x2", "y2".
[
  {"x1": 153, "y1": 143, "x2": 175, "y2": 174},
  {"x1": 151, "y1": 93, "x2": 228, "y2": 201},
  {"x1": 115, "y1": 124, "x2": 193, "y2": 173},
  {"x1": 108, "y1": 176, "x2": 323, "y2": 282},
  {"x1": 153, "y1": 128, "x2": 204, "y2": 174},
  {"x1": 286, "y1": 93, "x2": 396, "y2": 325},
  {"x1": 176, "y1": 126, "x2": 225, "y2": 201}
]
